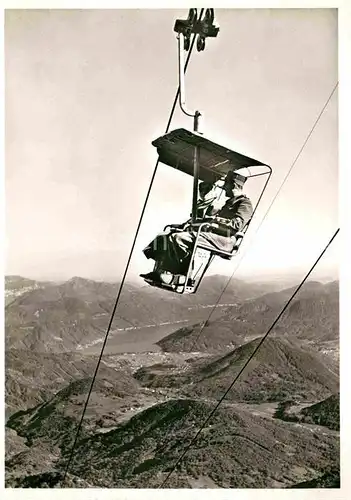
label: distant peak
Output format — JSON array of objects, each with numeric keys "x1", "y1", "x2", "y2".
[{"x1": 68, "y1": 276, "x2": 96, "y2": 285}]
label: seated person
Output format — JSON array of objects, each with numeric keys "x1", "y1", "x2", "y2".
[{"x1": 140, "y1": 172, "x2": 253, "y2": 284}]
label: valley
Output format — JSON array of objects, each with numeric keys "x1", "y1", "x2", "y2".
[{"x1": 4, "y1": 274, "x2": 340, "y2": 489}]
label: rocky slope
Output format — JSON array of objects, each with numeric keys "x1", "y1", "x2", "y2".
[
  {"x1": 299, "y1": 394, "x2": 340, "y2": 430},
  {"x1": 5, "y1": 276, "x2": 48, "y2": 306},
  {"x1": 136, "y1": 337, "x2": 339, "y2": 403},
  {"x1": 274, "y1": 394, "x2": 340, "y2": 431},
  {"x1": 289, "y1": 467, "x2": 340, "y2": 488},
  {"x1": 5, "y1": 349, "x2": 140, "y2": 417},
  {"x1": 6, "y1": 398, "x2": 339, "y2": 489}
]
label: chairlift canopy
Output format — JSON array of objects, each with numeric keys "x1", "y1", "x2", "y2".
[{"x1": 152, "y1": 128, "x2": 270, "y2": 184}]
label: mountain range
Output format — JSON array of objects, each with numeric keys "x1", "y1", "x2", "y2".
[
  {"x1": 5, "y1": 274, "x2": 283, "y2": 353},
  {"x1": 5, "y1": 274, "x2": 340, "y2": 488},
  {"x1": 157, "y1": 280, "x2": 339, "y2": 361}
]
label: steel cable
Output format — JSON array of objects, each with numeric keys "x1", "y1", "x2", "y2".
[{"x1": 62, "y1": 9, "x2": 205, "y2": 483}]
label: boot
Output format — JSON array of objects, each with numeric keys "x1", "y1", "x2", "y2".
[{"x1": 140, "y1": 271, "x2": 162, "y2": 282}]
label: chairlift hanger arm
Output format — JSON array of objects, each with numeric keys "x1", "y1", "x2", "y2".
[
  {"x1": 176, "y1": 8, "x2": 219, "y2": 125},
  {"x1": 175, "y1": 9, "x2": 219, "y2": 222},
  {"x1": 177, "y1": 32, "x2": 202, "y2": 131},
  {"x1": 178, "y1": 33, "x2": 197, "y2": 119}
]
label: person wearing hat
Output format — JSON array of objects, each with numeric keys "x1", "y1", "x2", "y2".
[{"x1": 140, "y1": 172, "x2": 253, "y2": 284}]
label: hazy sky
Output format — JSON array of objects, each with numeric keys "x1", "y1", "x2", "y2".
[{"x1": 5, "y1": 8, "x2": 339, "y2": 282}]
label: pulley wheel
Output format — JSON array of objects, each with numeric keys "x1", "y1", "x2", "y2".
[
  {"x1": 197, "y1": 35, "x2": 205, "y2": 52},
  {"x1": 204, "y1": 8, "x2": 214, "y2": 24},
  {"x1": 187, "y1": 8, "x2": 197, "y2": 25},
  {"x1": 184, "y1": 35, "x2": 190, "y2": 51}
]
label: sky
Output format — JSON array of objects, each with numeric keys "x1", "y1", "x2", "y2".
[{"x1": 5, "y1": 8, "x2": 339, "y2": 283}]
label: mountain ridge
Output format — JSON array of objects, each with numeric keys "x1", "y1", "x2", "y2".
[
  {"x1": 157, "y1": 279, "x2": 339, "y2": 358},
  {"x1": 136, "y1": 336, "x2": 339, "y2": 403},
  {"x1": 5, "y1": 274, "x2": 288, "y2": 353}
]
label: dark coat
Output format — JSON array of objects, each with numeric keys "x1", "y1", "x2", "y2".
[{"x1": 207, "y1": 194, "x2": 253, "y2": 232}]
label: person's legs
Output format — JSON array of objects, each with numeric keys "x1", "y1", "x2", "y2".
[
  {"x1": 141, "y1": 227, "x2": 237, "y2": 284},
  {"x1": 166, "y1": 231, "x2": 195, "y2": 272},
  {"x1": 143, "y1": 232, "x2": 169, "y2": 260},
  {"x1": 141, "y1": 232, "x2": 170, "y2": 282},
  {"x1": 141, "y1": 231, "x2": 195, "y2": 280},
  {"x1": 196, "y1": 232, "x2": 236, "y2": 253}
]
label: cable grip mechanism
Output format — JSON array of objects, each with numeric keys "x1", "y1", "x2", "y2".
[{"x1": 174, "y1": 8, "x2": 219, "y2": 52}]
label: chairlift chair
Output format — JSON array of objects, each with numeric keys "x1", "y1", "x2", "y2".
[{"x1": 142, "y1": 128, "x2": 272, "y2": 294}]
